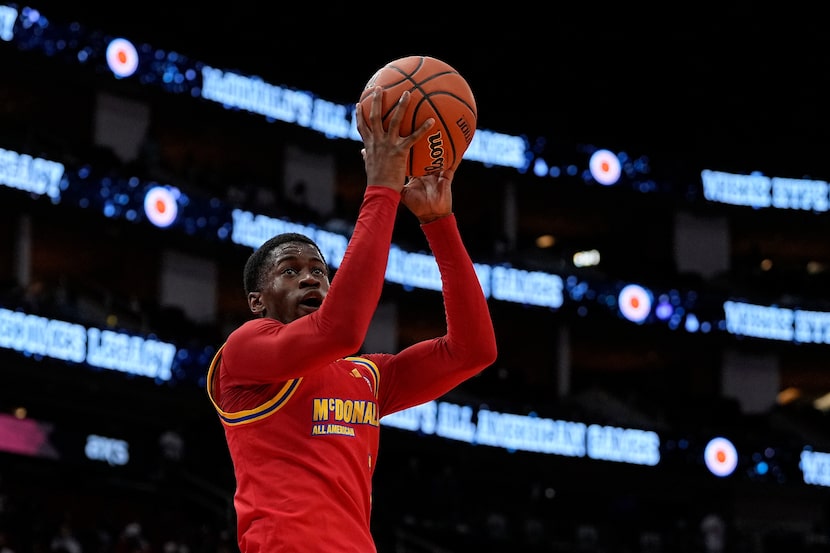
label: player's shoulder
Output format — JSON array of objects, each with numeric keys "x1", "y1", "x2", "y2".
[{"x1": 227, "y1": 317, "x2": 282, "y2": 341}]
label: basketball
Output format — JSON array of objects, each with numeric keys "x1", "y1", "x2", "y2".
[{"x1": 358, "y1": 55, "x2": 477, "y2": 177}]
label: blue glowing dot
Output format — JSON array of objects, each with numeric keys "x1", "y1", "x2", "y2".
[
  {"x1": 655, "y1": 300, "x2": 673, "y2": 320},
  {"x1": 22, "y1": 7, "x2": 42, "y2": 21},
  {"x1": 685, "y1": 314, "x2": 700, "y2": 332},
  {"x1": 755, "y1": 461, "x2": 769, "y2": 475},
  {"x1": 533, "y1": 158, "x2": 548, "y2": 177}
]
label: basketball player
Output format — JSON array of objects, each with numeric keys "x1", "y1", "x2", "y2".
[{"x1": 206, "y1": 87, "x2": 497, "y2": 552}]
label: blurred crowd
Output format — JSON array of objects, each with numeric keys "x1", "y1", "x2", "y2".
[{"x1": 1, "y1": 450, "x2": 829, "y2": 553}]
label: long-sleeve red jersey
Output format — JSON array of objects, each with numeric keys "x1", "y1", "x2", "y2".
[{"x1": 206, "y1": 186, "x2": 497, "y2": 553}]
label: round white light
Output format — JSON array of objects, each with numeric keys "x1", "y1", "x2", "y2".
[
  {"x1": 704, "y1": 437, "x2": 738, "y2": 477},
  {"x1": 106, "y1": 38, "x2": 139, "y2": 78},
  {"x1": 144, "y1": 186, "x2": 178, "y2": 228},
  {"x1": 589, "y1": 149, "x2": 622, "y2": 185},
  {"x1": 618, "y1": 284, "x2": 652, "y2": 323}
]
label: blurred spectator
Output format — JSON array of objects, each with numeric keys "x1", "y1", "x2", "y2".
[
  {"x1": 576, "y1": 523, "x2": 603, "y2": 553},
  {"x1": 700, "y1": 513, "x2": 726, "y2": 553},
  {"x1": 116, "y1": 522, "x2": 149, "y2": 553},
  {"x1": 159, "y1": 429, "x2": 185, "y2": 463},
  {"x1": 49, "y1": 521, "x2": 82, "y2": 553}
]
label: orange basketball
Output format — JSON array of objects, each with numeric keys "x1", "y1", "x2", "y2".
[{"x1": 358, "y1": 56, "x2": 477, "y2": 177}]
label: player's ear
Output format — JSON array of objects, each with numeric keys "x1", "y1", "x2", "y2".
[{"x1": 248, "y1": 292, "x2": 264, "y2": 314}]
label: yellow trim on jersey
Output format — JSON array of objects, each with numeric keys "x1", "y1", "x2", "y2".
[
  {"x1": 345, "y1": 356, "x2": 380, "y2": 399},
  {"x1": 206, "y1": 343, "x2": 303, "y2": 427}
]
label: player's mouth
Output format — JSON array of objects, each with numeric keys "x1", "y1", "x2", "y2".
[{"x1": 299, "y1": 295, "x2": 322, "y2": 312}]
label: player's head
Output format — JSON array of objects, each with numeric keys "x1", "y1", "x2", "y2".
[{"x1": 244, "y1": 233, "x2": 330, "y2": 322}]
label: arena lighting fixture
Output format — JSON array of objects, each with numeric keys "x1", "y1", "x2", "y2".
[
  {"x1": 144, "y1": 186, "x2": 179, "y2": 228},
  {"x1": 573, "y1": 249, "x2": 600, "y2": 268},
  {"x1": 105, "y1": 38, "x2": 139, "y2": 78},
  {"x1": 589, "y1": 149, "x2": 622, "y2": 185},
  {"x1": 535, "y1": 234, "x2": 555, "y2": 248},
  {"x1": 704, "y1": 436, "x2": 738, "y2": 477},
  {"x1": 618, "y1": 283, "x2": 653, "y2": 324},
  {"x1": 806, "y1": 260, "x2": 826, "y2": 275},
  {"x1": 777, "y1": 387, "x2": 801, "y2": 406},
  {"x1": 813, "y1": 392, "x2": 830, "y2": 412}
]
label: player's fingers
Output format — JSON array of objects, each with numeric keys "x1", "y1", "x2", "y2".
[
  {"x1": 402, "y1": 116, "x2": 435, "y2": 147},
  {"x1": 387, "y1": 90, "x2": 411, "y2": 135},
  {"x1": 355, "y1": 102, "x2": 367, "y2": 138},
  {"x1": 369, "y1": 86, "x2": 384, "y2": 129}
]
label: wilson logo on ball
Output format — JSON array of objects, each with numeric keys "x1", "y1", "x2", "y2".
[{"x1": 425, "y1": 131, "x2": 445, "y2": 174}]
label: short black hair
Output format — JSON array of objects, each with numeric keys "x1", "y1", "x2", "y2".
[{"x1": 243, "y1": 233, "x2": 328, "y2": 295}]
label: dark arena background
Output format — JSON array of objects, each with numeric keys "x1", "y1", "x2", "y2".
[{"x1": 1, "y1": 4, "x2": 830, "y2": 552}]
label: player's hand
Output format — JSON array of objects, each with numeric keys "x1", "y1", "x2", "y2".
[
  {"x1": 356, "y1": 87, "x2": 435, "y2": 192},
  {"x1": 401, "y1": 168, "x2": 454, "y2": 224}
]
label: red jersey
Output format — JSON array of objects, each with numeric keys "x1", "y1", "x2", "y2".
[{"x1": 207, "y1": 186, "x2": 496, "y2": 553}]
